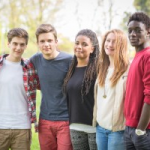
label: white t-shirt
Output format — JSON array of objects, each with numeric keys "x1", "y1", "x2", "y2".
[
  {"x1": 70, "y1": 123, "x2": 96, "y2": 133},
  {"x1": 0, "y1": 59, "x2": 30, "y2": 129}
]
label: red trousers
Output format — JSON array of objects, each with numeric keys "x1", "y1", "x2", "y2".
[{"x1": 38, "y1": 119, "x2": 73, "y2": 150}]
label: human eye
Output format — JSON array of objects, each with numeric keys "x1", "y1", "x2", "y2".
[
  {"x1": 106, "y1": 39, "x2": 110, "y2": 43},
  {"x1": 40, "y1": 40, "x2": 45, "y2": 43},
  {"x1": 75, "y1": 41, "x2": 79, "y2": 45},
  {"x1": 21, "y1": 43, "x2": 26, "y2": 47},
  {"x1": 13, "y1": 42, "x2": 17, "y2": 46},
  {"x1": 82, "y1": 42, "x2": 88, "y2": 47},
  {"x1": 128, "y1": 29, "x2": 132, "y2": 34},
  {"x1": 48, "y1": 39, "x2": 53, "y2": 43},
  {"x1": 135, "y1": 28, "x2": 142, "y2": 33}
]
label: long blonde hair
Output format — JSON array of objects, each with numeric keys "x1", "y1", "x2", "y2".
[{"x1": 97, "y1": 29, "x2": 129, "y2": 87}]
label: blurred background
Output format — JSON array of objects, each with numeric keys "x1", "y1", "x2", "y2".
[
  {"x1": 0, "y1": 0, "x2": 150, "y2": 59},
  {"x1": 0, "y1": 0, "x2": 150, "y2": 149}
]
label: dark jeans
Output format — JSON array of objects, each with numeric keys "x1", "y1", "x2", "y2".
[{"x1": 124, "y1": 126, "x2": 150, "y2": 150}]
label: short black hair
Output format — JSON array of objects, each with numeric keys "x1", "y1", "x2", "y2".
[{"x1": 128, "y1": 12, "x2": 150, "y2": 30}]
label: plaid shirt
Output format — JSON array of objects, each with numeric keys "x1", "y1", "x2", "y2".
[{"x1": 0, "y1": 54, "x2": 39, "y2": 132}]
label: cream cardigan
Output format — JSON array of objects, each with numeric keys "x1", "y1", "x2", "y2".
[{"x1": 93, "y1": 66, "x2": 129, "y2": 132}]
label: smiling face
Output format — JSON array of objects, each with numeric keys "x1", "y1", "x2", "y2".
[
  {"x1": 37, "y1": 32, "x2": 58, "y2": 59},
  {"x1": 8, "y1": 37, "x2": 27, "y2": 62},
  {"x1": 128, "y1": 21, "x2": 149, "y2": 50},
  {"x1": 74, "y1": 35, "x2": 94, "y2": 62},
  {"x1": 104, "y1": 32, "x2": 116, "y2": 57}
]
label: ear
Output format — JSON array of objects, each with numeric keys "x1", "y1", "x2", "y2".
[
  {"x1": 55, "y1": 39, "x2": 58, "y2": 44},
  {"x1": 147, "y1": 28, "x2": 150, "y2": 37}
]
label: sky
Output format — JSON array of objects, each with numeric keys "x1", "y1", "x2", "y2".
[{"x1": 56, "y1": 0, "x2": 135, "y2": 40}]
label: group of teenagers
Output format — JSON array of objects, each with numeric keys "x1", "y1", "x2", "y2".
[{"x1": 0, "y1": 11, "x2": 150, "y2": 150}]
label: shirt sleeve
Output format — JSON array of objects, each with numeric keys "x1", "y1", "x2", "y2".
[
  {"x1": 27, "y1": 59, "x2": 40, "y2": 90},
  {"x1": 143, "y1": 56, "x2": 150, "y2": 104}
]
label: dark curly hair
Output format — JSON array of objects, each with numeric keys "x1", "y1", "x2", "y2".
[
  {"x1": 63, "y1": 29, "x2": 100, "y2": 102},
  {"x1": 128, "y1": 12, "x2": 150, "y2": 30}
]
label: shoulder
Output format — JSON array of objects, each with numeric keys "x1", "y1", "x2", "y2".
[
  {"x1": 31, "y1": 52, "x2": 42, "y2": 59},
  {"x1": 59, "y1": 51, "x2": 72, "y2": 57},
  {"x1": 140, "y1": 47, "x2": 150, "y2": 59},
  {"x1": 140, "y1": 49, "x2": 150, "y2": 66},
  {"x1": 30, "y1": 53, "x2": 42, "y2": 63},
  {"x1": 58, "y1": 51, "x2": 73, "y2": 61}
]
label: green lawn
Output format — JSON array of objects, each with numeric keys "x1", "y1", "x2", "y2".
[{"x1": 31, "y1": 90, "x2": 41, "y2": 150}]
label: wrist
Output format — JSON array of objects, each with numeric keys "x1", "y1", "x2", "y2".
[{"x1": 135, "y1": 129, "x2": 146, "y2": 136}]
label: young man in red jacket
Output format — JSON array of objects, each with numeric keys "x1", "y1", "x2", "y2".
[{"x1": 124, "y1": 12, "x2": 150, "y2": 149}]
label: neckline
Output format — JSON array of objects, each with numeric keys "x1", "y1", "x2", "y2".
[
  {"x1": 135, "y1": 46, "x2": 150, "y2": 57},
  {"x1": 5, "y1": 58, "x2": 21, "y2": 64},
  {"x1": 76, "y1": 66, "x2": 87, "y2": 68}
]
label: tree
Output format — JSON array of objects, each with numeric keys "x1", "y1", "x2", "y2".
[
  {"x1": 133, "y1": 0, "x2": 150, "y2": 15},
  {"x1": 0, "y1": 0, "x2": 64, "y2": 57},
  {"x1": 120, "y1": 12, "x2": 132, "y2": 31}
]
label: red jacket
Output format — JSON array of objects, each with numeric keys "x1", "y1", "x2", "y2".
[{"x1": 124, "y1": 47, "x2": 150, "y2": 129}]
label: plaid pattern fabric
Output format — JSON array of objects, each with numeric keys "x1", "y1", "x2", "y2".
[{"x1": 0, "y1": 54, "x2": 39, "y2": 132}]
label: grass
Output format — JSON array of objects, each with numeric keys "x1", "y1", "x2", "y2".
[{"x1": 31, "y1": 90, "x2": 41, "y2": 150}]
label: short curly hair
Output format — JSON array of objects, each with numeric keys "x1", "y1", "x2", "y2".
[{"x1": 128, "y1": 12, "x2": 150, "y2": 30}]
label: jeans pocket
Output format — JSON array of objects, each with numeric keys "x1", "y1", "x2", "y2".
[{"x1": 134, "y1": 132, "x2": 150, "y2": 148}]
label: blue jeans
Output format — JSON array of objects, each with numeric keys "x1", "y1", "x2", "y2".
[
  {"x1": 124, "y1": 126, "x2": 150, "y2": 150},
  {"x1": 96, "y1": 125, "x2": 125, "y2": 150}
]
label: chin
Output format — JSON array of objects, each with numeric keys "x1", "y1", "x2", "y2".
[
  {"x1": 15, "y1": 54, "x2": 21, "y2": 58},
  {"x1": 130, "y1": 42, "x2": 138, "y2": 46},
  {"x1": 107, "y1": 52, "x2": 112, "y2": 55}
]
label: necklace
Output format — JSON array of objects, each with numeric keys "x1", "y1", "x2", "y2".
[
  {"x1": 103, "y1": 67, "x2": 114, "y2": 98},
  {"x1": 103, "y1": 84, "x2": 107, "y2": 98}
]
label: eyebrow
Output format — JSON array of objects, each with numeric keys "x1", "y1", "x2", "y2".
[{"x1": 13, "y1": 42, "x2": 26, "y2": 45}]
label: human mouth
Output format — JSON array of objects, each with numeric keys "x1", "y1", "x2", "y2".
[
  {"x1": 107, "y1": 48, "x2": 114, "y2": 51},
  {"x1": 130, "y1": 39, "x2": 138, "y2": 43},
  {"x1": 76, "y1": 50, "x2": 82, "y2": 53},
  {"x1": 44, "y1": 48, "x2": 51, "y2": 51},
  {"x1": 15, "y1": 51, "x2": 22, "y2": 54}
]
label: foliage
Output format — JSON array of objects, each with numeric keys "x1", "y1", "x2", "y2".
[
  {"x1": 0, "y1": 0, "x2": 73, "y2": 57},
  {"x1": 57, "y1": 34, "x2": 74, "y2": 54},
  {"x1": 120, "y1": 12, "x2": 133, "y2": 31},
  {"x1": 133, "y1": 0, "x2": 150, "y2": 15},
  {"x1": 31, "y1": 90, "x2": 41, "y2": 150}
]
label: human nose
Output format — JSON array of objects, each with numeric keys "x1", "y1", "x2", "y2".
[
  {"x1": 108, "y1": 41, "x2": 113, "y2": 47},
  {"x1": 130, "y1": 30, "x2": 136, "y2": 36},
  {"x1": 16, "y1": 45, "x2": 22, "y2": 50},
  {"x1": 44, "y1": 42, "x2": 49, "y2": 46},
  {"x1": 76, "y1": 44, "x2": 82, "y2": 49}
]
